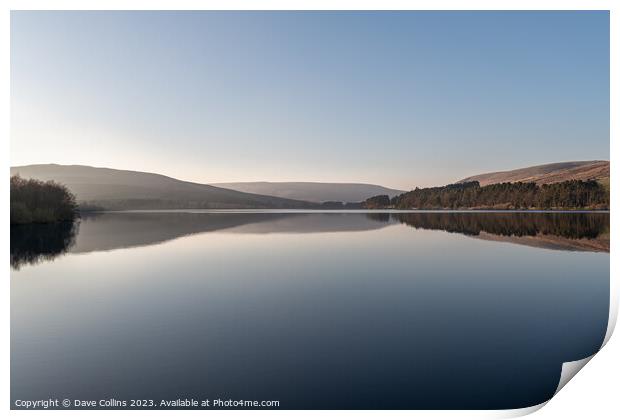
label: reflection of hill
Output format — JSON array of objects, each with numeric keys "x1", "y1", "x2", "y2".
[
  {"x1": 392, "y1": 212, "x2": 609, "y2": 252},
  {"x1": 71, "y1": 212, "x2": 393, "y2": 253},
  {"x1": 477, "y1": 232, "x2": 609, "y2": 252},
  {"x1": 10, "y1": 212, "x2": 610, "y2": 269},
  {"x1": 220, "y1": 212, "x2": 394, "y2": 234},
  {"x1": 10, "y1": 221, "x2": 79, "y2": 270}
]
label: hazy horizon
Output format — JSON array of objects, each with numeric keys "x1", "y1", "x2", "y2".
[{"x1": 11, "y1": 11, "x2": 609, "y2": 190}]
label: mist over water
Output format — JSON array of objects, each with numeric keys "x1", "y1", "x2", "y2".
[{"x1": 11, "y1": 211, "x2": 609, "y2": 409}]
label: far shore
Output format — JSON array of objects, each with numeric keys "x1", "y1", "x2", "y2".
[{"x1": 78, "y1": 208, "x2": 611, "y2": 214}]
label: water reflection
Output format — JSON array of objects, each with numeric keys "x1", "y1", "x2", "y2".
[
  {"x1": 9, "y1": 211, "x2": 609, "y2": 269},
  {"x1": 10, "y1": 211, "x2": 610, "y2": 409},
  {"x1": 392, "y1": 212, "x2": 609, "y2": 252},
  {"x1": 10, "y1": 221, "x2": 79, "y2": 270}
]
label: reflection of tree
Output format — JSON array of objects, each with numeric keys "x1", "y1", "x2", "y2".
[
  {"x1": 393, "y1": 212, "x2": 609, "y2": 239},
  {"x1": 365, "y1": 212, "x2": 391, "y2": 223},
  {"x1": 9, "y1": 212, "x2": 610, "y2": 269},
  {"x1": 10, "y1": 221, "x2": 79, "y2": 270}
]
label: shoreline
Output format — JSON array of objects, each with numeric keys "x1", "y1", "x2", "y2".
[{"x1": 78, "y1": 208, "x2": 611, "y2": 214}]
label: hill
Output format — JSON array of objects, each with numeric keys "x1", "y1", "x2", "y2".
[
  {"x1": 458, "y1": 160, "x2": 609, "y2": 186},
  {"x1": 212, "y1": 181, "x2": 404, "y2": 203},
  {"x1": 9, "y1": 164, "x2": 314, "y2": 210}
]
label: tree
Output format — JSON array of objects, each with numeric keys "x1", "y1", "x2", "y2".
[
  {"x1": 363, "y1": 195, "x2": 391, "y2": 209},
  {"x1": 386, "y1": 180, "x2": 608, "y2": 210},
  {"x1": 10, "y1": 175, "x2": 78, "y2": 224}
]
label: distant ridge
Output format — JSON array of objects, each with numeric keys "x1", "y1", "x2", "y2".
[
  {"x1": 458, "y1": 160, "x2": 609, "y2": 186},
  {"x1": 9, "y1": 164, "x2": 314, "y2": 210},
  {"x1": 212, "y1": 181, "x2": 404, "y2": 203}
]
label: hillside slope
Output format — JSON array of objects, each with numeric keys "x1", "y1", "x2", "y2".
[
  {"x1": 10, "y1": 164, "x2": 313, "y2": 210},
  {"x1": 458, "y1": 160, "x2": 609, "y2": 186},
  {"x1": 212, "y1": 181, "x2": 404, "y2": 203}
]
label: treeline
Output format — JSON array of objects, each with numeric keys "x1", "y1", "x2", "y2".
[
  {"x1": 364, "y1": 180, "x2": 609, "y2": 210},
  {"x1": 363, "y1": 195, "x2": 391, "y2": 209},
  {"x1": 11, "y1": 175, "x2": 78, "y2": 224}
]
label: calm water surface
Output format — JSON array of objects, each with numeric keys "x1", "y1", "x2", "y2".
[{"x1": 11, "y1": 211, "x2": 610, "y2": 409}]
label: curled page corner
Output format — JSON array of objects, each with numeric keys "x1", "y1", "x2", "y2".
[
  {"x1": 494, "y1": 355, "x2": 597, "y2": 419},
  {"x1": 550, "y1": 281, "x2": 614, "y2": 400},
  {"x1": 496, "y1": 401, "x2": 548, "y2": 418},
  {"x1": 554, "y1": 355, "x2": 595, "y2": 396}
]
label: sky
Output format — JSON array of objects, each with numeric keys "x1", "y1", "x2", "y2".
[{"x1": 11, "y1": 11, "x2": 609, "y2": 189}]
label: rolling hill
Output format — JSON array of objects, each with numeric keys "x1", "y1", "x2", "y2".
[
  {"x1": 458, "y1": 160, "x2": 609, "y2": 186},
  {"x1": 212, "y1": 181, "x2": 404, "y2": 203},
  {"x1": 9, "y1": 164, "x2": 314, "y2": 210}
]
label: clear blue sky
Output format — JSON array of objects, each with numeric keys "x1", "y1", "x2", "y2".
[{"x1": 11, "y1": 11, "x2": 609, "y2": 189}]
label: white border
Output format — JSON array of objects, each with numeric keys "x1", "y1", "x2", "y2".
[{"x1": 2, "y1": 1, "x2": 617, "y2": 419}]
